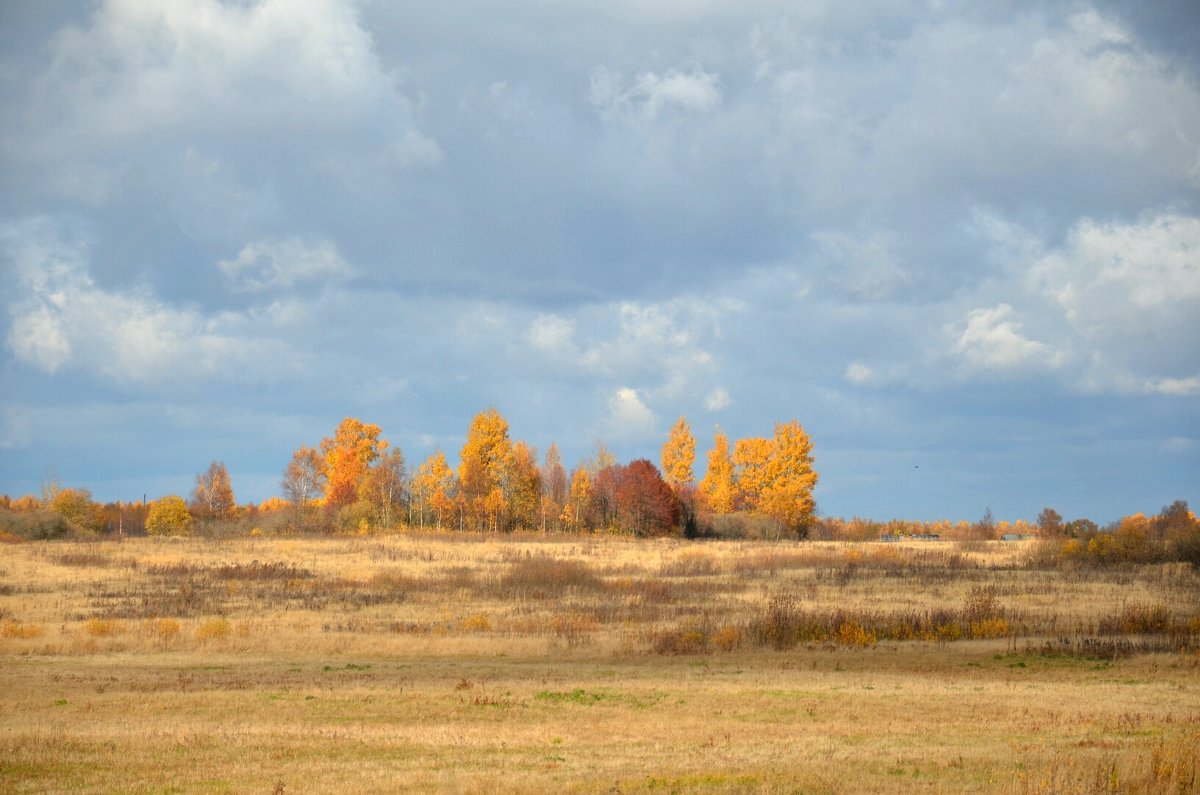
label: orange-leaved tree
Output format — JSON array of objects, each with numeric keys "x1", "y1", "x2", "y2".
[
  {"x1": 458, "y1": 407, "x2": 514, "y2": 531},
  {"x1": 699, "y1": 427, "x2": 735, "y2": 514},
  {"x1": 412, "y1": 451, "x2": 457, "y2": 529},
  {"x1": 321, "y1": 417, "x2": 387, "y2": 509}
]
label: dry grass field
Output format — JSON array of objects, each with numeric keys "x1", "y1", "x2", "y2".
[{"x1": 2, "y1": 533, "x2": 1198, "y2": 793}]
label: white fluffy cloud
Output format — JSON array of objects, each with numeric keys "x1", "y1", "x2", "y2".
[
  {"x1": 952, "y1": 304, "x2": 1061, "y2": 373},
  {"x1": 219, "y1": 238, "x2": 354, "y2": 292},
  {"x1": 3, "y1": 219, "x2": 293, "y2": 385},
  {"x1": 608, "y1": 387, "x2": 655, "y2": 438}
]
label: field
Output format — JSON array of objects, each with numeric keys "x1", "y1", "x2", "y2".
[{"x1": 2, "y1": 534, "x2": 1199, "y2": 793}]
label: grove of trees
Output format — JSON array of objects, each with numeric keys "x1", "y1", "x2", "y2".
[{"x1": 1, "y1": 406, "x2": 1197, "y2": 565}]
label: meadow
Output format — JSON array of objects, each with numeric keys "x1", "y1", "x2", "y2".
[{"x1": 1, "y1": 533, "x2": 1198, "y2": 793}]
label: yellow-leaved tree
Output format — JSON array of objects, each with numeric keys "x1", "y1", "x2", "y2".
[
  {"x1": 660, "y1": 416, "x2": 696, "y2": 490},
  {"x1": 505, "y1": 441, "x2": 542, "y2": 531},
  {"x1": 699, "y1": 428, "x2": 735, "y2": 514},
  {"x1": 412, "y1": 451, "x2": 456, "y2": 529},
  {"x1": 459, "y1": 407, "x2": 514, "y2": 531},
  {"x1": 321, "y1": 417, "x2": 387, "y2": 509},
  {"x1": 732, "y1": 436, "x2": 772, "y2": 511},
  {"x1": 146, "y1": 495, "x2": 194, "y2": 537},
  {"x1": 759, "y1": 420, "x2": 818, "y2": 537}
]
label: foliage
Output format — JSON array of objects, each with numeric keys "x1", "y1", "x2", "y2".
[
  {"x1": 191, "y1": 461, "x2": 236, "y2": 521},
  {"x1": 412, "y1": 451, "x2": 457, "y2": 529},
  {"x1": 698, "y1": 428, "x2": 735, "y2": 514},
  {"x1": 145, "y1": 496, "x2": 194, "y2": 537},
  {"x1": 50, "y1": 487, "x2": 104, "y2": 534},
  {"x1": 660, "y1": 416, "x2": 696, "y2": 489},
  {"x1": 594, "y1": 459, "x2": 680, "y2": 537},
  {"x1": 459, "y1": 407, "x2": 514, "y2": 531},
  {"x1": 282, "y1": 445, "x2": 325, "y2": 529},
  {"x1": 320, "y1": 417, "x2": 387, "y2": 509}
]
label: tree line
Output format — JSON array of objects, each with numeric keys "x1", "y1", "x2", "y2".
[{"x1": 2, "y1": 408, "x2": 1195, "y2": 565}]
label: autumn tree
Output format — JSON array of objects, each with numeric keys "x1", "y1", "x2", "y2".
[
  {"x1": 660, "y1": 416, "x2": 696, "y2": 489},
  {"x1": 412, "y1": 451, "x2": 457, "y2": 529},
  {"x1": 505, "y1": 441, "x2": 542, "y2": 531},
  {"x1": 732, "y1": 436, "x2": 772, "y2": 511},
  {"x1": 1036, "y1": 507, "x2": 1063, "y2": 536},
  {"x1": 321, "y1": 417, "x2": 387, "y2": 509},
  {"x1": 758, "y1": 420, "x2": 819, "y2": 537},
  {"x1": 282, "y1": 445, "x2": 325, "y2": 528},
  {"x1": 458, "y1": 408, "x2": 514, "y2": 531},
  {"x1": 361, "y1": 447, "x2": 406, "y2": 528},
  {"x1": 542, "y1": 443, "x2": 567, "y2": 532},
  {"x1": 608, "y1": 459, "x2": 680, "y2": 537},
  {"x1": 50, "y1": 487, "x2": 104, "y2": 534},
  {"x1": 565, "y1": 466, "x2": 592, "y2": 532},
  {"x1": 146, "y1": 495, "x2": 194, "y2": 537},
  {"x1": 191, "y1": 461, "x2": 236, "y2": 521},
  {"x1": 699, "y1": 428, "x2": 735, "y2": 514}
]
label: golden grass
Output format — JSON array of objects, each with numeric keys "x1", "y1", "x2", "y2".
[{"x1": 1, "y1": 534, "x2": 1198, "y2": 793}]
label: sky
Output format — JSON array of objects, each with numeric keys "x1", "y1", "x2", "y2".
[{"x1": 1, "y1": 0, "x2": 1197, "y2": 525}]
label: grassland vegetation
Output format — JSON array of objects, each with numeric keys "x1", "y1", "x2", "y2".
[{"x1": 1, "y1": 533, "x2": 1198, "y2": 792}]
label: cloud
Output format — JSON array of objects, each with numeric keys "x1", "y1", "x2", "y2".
[
  {"x1": 844, "y1": 362, "x2": 874, "y2": 386},
  {"x1": 608, "y1": 387, "x2": 655, "y2": 438},
  {"x1": 590, "y1": 66, "x2": 722, "y2": 125},
  {"x1": 951, "y1": 304, "x2": 1061, "y2": 372},
  {"x1": 3, "y1": 218, "x2": 295, "y2": 386},
  {"x1": 527, "y1": 313, "x2": 577, "y2": 355},
  {"x1": 218, "y1": 238, "x2": 354, "y2": 292},
  {"x1": 704, "y1": 387, "x2": 731, "y2": 411}
]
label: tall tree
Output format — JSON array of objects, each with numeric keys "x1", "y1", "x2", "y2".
[
  {"x1": 565, "y1": 466, "x2": 592, "y2": 532},
  {"x1": 412, "y1": 451, "x2": 456, "y2": 529},
  {"x1": 660, "y1": 416, "x2": 696, "y2": 490},
  {"x1": 543, "y1": 443, "x2": 568, "y2": 529},
  {"x1": 505, "y1": 441, "x2": 542, "y2": 531},
  {"x1": 361, "y1": 447, "x2": 406, "y2": 528},
  {"x1": 282, "y1": 445, "x2": 325, "y2": 527},
  {"x1": 732, "y1": 436, "x2": 772, "y2": 511},
  {"x1": 192, "y1": 461, "x2": 235, "y2": 521},
  {"x1": 458, "y1": 407, "x2": 514, "y2": 530},
  {"x1": 759, "y1": 420, "x2": 819, "y2": 537},
  {"x1": 611, "y1": 460, "x2": 681, "y2": 537},
  {"x1": 321, "y1": 417, "x2": 386, "y2": 509},
  {"x1": 699, "y1": 428, "x2": 735, "y2": 514}
]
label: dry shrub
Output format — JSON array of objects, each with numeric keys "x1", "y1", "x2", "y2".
[
  {"x1": 1098, "y1": 603, "x2": 1171, "y2": 635},
  {"x1": 85, "y1": 618, "x2": 119, "y2": 637},
  {"x1": 837, "y1": 621, "x2": 876, "y2": 647},
  {"x1": 969, "y1": 617, "x2": 1010, "y2": 639},
  {"x1": 54, "y1": 551, "x2": 117, "y2": 568},
  {"x1": 712, "y1": 625, "x2": 742, "y2": 651},
  {"x1": 494, "y1": 555, "x2": 604, "y2": 598},
  {"x1": 196, "y1": 617, "x2": 231, "y2": 641},
  {"x1": 610, "y1": 576, "x2": 675, "y2": 604},
  {"x1": 659, "y1": 552, "x2": 719, "y2": 577},
  {"x1": 145, "y1": 618, "x2": 180, "y2": 640},
  {"x1": 550, "y1": 612, "x2": 598, "y2": 646},
  {"x1": 459, "y1": 613, "x2": 492, "y2": 632},
  {"x1": 652, "y1": 623, "x2": 709, "y2": 655},
  {"x1": 1, "y1": 620, "x2": 45, "y2": 639}
]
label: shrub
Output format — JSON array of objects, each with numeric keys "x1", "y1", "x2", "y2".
[
  {"x1": 146, "y1": 496, "x2": 194, "y2": 537},
  {"x1": 1, "y1": 621, "x2": 45, "y2": 639},
  {"x1": 196, "y1": 617, "x2": 231, "y2": 641},
  {"x1": 85, "y1": 618, "x2": 119, "y2": 637}
]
